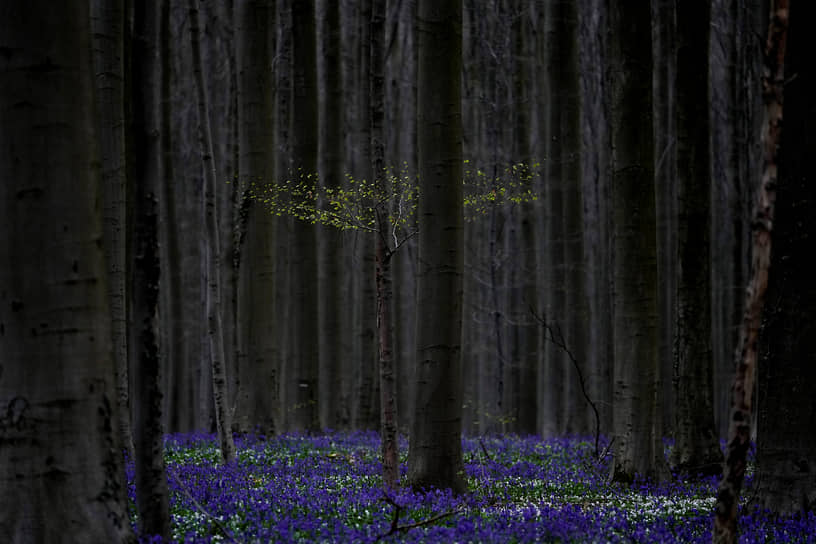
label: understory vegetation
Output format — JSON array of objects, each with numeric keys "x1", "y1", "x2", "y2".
[{"x1": 127, "y1": 433, "x2": 816, "y2": 543}]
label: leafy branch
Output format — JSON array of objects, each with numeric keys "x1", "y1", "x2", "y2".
[
  {"x1": 462, "y1": 160, "x2": 541, "y2": 219},
  {"x1": 243, "y1": 160, "x2": 541, "y2": 238},
  {"x1": 245, "y1": 165, "x2": 418, "y2": 251}
]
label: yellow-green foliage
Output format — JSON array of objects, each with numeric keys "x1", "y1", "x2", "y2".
[
  {"x1": 462, "y1": 160, "x2": 541, "y2": 219},
  {"x1": 242, "y1": 160, "x2": 541, "y2": 238}
]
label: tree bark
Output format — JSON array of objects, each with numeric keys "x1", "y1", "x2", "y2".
[
  {"x1": 670, "y1": 0, "x2": 722, "y2": 478},
  {"x1": 129, "y1": 0, "x2": 171, "y2": 536},
  {"x1": 371, "y1": 0, "x2": 399, "y2": 491},
  {"x1": 289, "y1": 0, "x2": 320, "y2": 431},
  {"x1": 607, "y1": 0, "x2": 665, "y2": 484},
  {"x1": 275, "y1": 0, "x2": 294, "y2": 431},
  {"x1": 0, "y1": 2, "x2": 135, "y2": 540},
  {"x1": 552, "y1": 0, "x2": 589, "y2": 436},
  {"x1": 235, "y1": 0, "x2": 279, "y2": 435},
  {"x1": 91, "y1": 0, "x2": 134, "y2": 460},
  {"x1": 408, "y1": 0, "x2": 466, "y2": 494},
  {"x1": 650, "y1": 0, "x2": 678, "y2": 439},
  {"x1": 713, "y1": 2, "x2": 788, "y2": 541},
  {"x1": 755, "y1": 0, "x2": 816, "y2": 517},
  {"x1": 187, "y1": 0, "x2": 237, "y2": 464},
  {"x1": 318, "y1": 0, "x2": 347, "y2": 430}
]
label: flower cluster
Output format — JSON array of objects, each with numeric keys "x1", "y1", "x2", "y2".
[{"x1": 125, "y1": 432, "x2": 816, "y2": 543}]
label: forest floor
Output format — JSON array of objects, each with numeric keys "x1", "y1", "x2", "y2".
[{"x1": 127, "y1": 431, "x2": 816, "y2": 543}]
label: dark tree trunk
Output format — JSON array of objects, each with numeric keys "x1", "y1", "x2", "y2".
[
  {"x1": 408, "y1": 0, "x2": 466, "y2": 494},
  {"x1": 91, "y1": 0, "x2": 134, "y2": 460},
  {"x1": 713, "y1": 2, "x2": 788, "y2": 541},
  {"x1": 756, "y1": 0, "x2": 816, "y2": 518},
  {"x1": 318, "y1": 0, "x2": 347, "y2": 430},
  {"x1": 289, "y1": 0, "x2": 320, "y2": 431},
  {"x1": 235, "y1": 0, "x2": 278, "y2": 435},
  {"x1": 371, "y1": 0, "x2": 398, "y2": 491},
  {"x1": 670, "y1": 0, "x2": 722, "y2": 477},
  {"x1": 187, "y1": 0, "x2": 237, "y2": 463},
  {"x1": 607, "y1": 0, "x2": 665, "y2": 484},
  {"x1": 0, "y1": 2, "x2": 135, "y2": 540},
  {"x1": 129, "y1": 1, "x2": 171, "y2": 536}
]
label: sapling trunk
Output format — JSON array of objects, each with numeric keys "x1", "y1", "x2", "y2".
[{"x1": 376, "y1": 232, "x2": 398, "y2": 490}]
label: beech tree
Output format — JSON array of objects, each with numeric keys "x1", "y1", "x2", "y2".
[
  {"x1": 289, "y1": 0, "x2": 321, "y2": 431},
  {"x1": 234, "y1": 0, "x2": 279, "y2": 436},
  {"x1": 91, "y1": 0, "x2": 133, "y2": 460},
  {"x1": 0, "y1": 2, "x2": 135, "y2": 540},
  {"x1": 607, "y1": 0, "x2": 665, "y2": 484},
  {"x1": 187, "y1": 0, "x2": 237, "y2": 464},
  {"x1": 408, "y1": 0, "x2": 467, "y2": 494},
  {"x1": 713, "y1": 1, "x2": 789, "y2": 541},
  {"x1": 670, "y1": 0, "x2": 722, "y2": 477},
  {"x1": 755, "y1": 0, "x2": 816, "y2": 518},
  {"x1": 130, "y1": 0, "x2": 172, "y2": 537}
]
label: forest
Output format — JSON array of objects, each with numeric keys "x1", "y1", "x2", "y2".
[{"x1": 1, "y1": 0, "x2": 815, "y2": 542}]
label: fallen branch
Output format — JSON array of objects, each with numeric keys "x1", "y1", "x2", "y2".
[
  {"x1": 376, "y1": 492, "x2": 461, "y2": 540},
  {"x1": 528, "y1": 304, "x2": 604, "y2": 461}
]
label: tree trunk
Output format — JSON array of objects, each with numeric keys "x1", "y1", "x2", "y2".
[
  {"x1": 541, "y1": 0, "x2": 567, "y2": 438},
  {"x1": 289, "y1": 0, "x2": 320, "y2": 431},
  {"x1": 607, "y1": 0, "x2": 665, "y2": 484},
  {"x1": 755, "y1": 0, "x2": 816, "y2": 517},
  {"x1": 577, "y1": 0, "x2": 614, "y2": 441},
  {"x1": 670, "y1": 0, "x2": 722, "y2": 477},
  {"x1": 408, "y1": 0, "x2": 466, "y2": 494},
  {"x1": 129, "y1": 0, "x2": 171, "y2": 536},
  {"x1": 0, "y1": 3, "x2": 135, "y2": 540},
  {"x1": 370, "y1": 0, "x2": 399, "y2": 491},
  {"x1": 318, "y1": 0, "x2": 347, "y2": 430},
  {"x1": 353, "y1": 0, "x2": 381, "y2": 432},
  {"x1": 650, "y1": 0, "x2": 678, "y2": 439},
  {"x1": 713, "y1": 2, "x2": 788, "y2": 541},
  {"x1": 187, "y1": 0, "x2": 237, "y2": 464},
  {"x1": 235, "y1": 0, "x2": 278, "y2": 436},
  {"x1": 552, "y1": 0, "x2": 589, "y2": 436},
  {"x1": 275, "y1": 0, "x2": 293, "y2": 431},
  {"x1": 91, "y1": 0, "x2": 134, "y2": 460}
]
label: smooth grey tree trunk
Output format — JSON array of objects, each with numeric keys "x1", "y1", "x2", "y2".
[
  {"x1": 187, "y1": 0, "x2": 237, "y2": 463},
  {"x1": 607, "y1": 0, "x2": 665, "y2": 484},
  {"x1": 542, "y1": 0, "x2": 567, "y2": 438},
  {"x1": 551, "y1": 0, "x2": 590, "y2": 436},
  {"x1": 670, "y1": 0, "x2": 722, "y2": 477},
  {"x1": 0, "y1": 3, "x2": 135, "y2": 540},
  {"x1": 289, "y1": 0, "x2": 320, "y2": 431},
  {"x1": 235, "y1": 0, "x2": 279, "y2": 436},
  {"x1": 275, "y1": 0, "x2": 294, "y2": 431},
  {"x1": 91, "y1": 0, "x2": 134, "y2": 460},
  {"x1": 650, "y1": 0, "x2": 677, "y2": 438},
  {"x1": 576, "y1": 0, "x2": 614, "y2": 440},
  {"x1": 353, "y1": 0, "x2": 381, "y2": 432},
  {"x1": 408, "y1": 0, "x2": 466, "y2": 494},
  {"x1": 318, "y1": 0, "x2": 347, "y2": 430}
]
